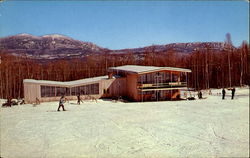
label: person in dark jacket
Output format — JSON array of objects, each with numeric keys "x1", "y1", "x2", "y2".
[
  {"x1": 57, "y1": 96, "x2": 66, "y2": 111},
  {"x1": 198, "y1": 91, "x2": 202, "y2": 99},
  {"x1": 231, "y1": 88, "x2": 236, "y2": 99},
  {"x1": 77, "y1": 94, "x2": 83, "y2": 105},
  {"x1": 222, "y1": 88, "x2": 226, "y2": 100}
]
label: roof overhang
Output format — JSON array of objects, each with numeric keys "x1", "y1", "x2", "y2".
[
  {"x1": 23, "y1": 75, "x2": 109, "y2": 87},
  {"x1": 109, "y1": 65, "x2": 191, "y2": 75}
]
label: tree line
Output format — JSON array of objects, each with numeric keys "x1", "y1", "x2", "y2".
[{"x1": 0, "y1": 40, "x2": 249, "y2": 99}]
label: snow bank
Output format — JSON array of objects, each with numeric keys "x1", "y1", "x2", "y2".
[{"x1": 0, "y1": 87, "x2": 249, "y2": 158}]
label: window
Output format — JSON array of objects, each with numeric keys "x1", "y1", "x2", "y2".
[
  {"x1": 165, "y1": 72, "x2": 171, "y2": 82},
  {"x1": 138, "y1": 74, "x2": 146, "y2": 83},
  {"x1": 93, "y1": 83, "x2": 99, "y2": 94},
  {"x1": 41, "y1": 86, "x2": 56, "y2": 97},
  {"x1": 56, "y1": 87, "x2": 66, "y2": 96},
  {"x1": 65, "y1": 88, "x2": 70, "y2": 96},
  {"x1": 146, "y1": 73, "x2": 152, "y2": 83},
  {"x1": 41, "y1": 83, "x2": 100, "y2": 98},
  {"x1": 41, "y1": 86, "x2": 46, "y2": 97},
  {"x1": 180, "y1": 72, "x2": 187, "y2": 82},
  {"x1": 79, "y1": 86, "x2": 86, "y2": 95},
  {"x1": 91, "y1": 84, "x2": 95, "y2": 94},
  {"x1": 85, "y1": 85, "x2": 90, "y2": 95},
  {"x1": 71, "y1": 87, "x2": 77, "y2": 96},
  {"x1": 172, "y1": 74, "x2": 178, "y2": 82},
  {"x1": 71, "y1": 83, "x2": 99, "y2": 96}
]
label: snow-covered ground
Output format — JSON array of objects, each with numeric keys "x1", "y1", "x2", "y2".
[{"x1": 1, "y1": 87, "x2": 249, "y2": 158}]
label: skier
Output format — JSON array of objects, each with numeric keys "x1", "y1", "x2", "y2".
[
  {"x1": 57, "y1": 95, "x2": 66, "y2": 111},
  {"x1": 184, "y1": 92, "x2": 187, "y2": 99},
  {"x1": 20, "y1": 99, "x2": 25, "y2": 105},
  {"x1": 198, "y1": 91, "x2": 202, "y2": 99},
  {"x1": 231, "y1": 88, "x2": 236, "y2": 100},
  {"x1": 200, "y1": 91, "x2": 203, "y2": 99},
  {"x1": 209, "y1": 89, "x2": 212, "y2": 95},
  {"x1": 77, "y1": 94, "x2": 83, "y2": 105},
  {"x1": 2, "y1": 96, "x2": 12, "y2": 107},
  {"x1": 35, "y1": 97, "x2": 40, "y2": 105},
  {"x1": 222, "y1": 88, "x2": 226, "y2": 100}
]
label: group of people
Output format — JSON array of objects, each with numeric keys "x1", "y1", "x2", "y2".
[
  {"x1": 197, "y1": 88, "x2": 236, "y2": 100},
  {"x1": 56, "y1": 88, "x2": 236, "y2": 111},
  {"x1": 2, "y1": 97, "x2": 25, "y2": 107},
  {"x1": 222, "y1": 87, "x2": 236, "y2": 100},
  {"x1": 57, "y1": 94, "x2": 83, "y2": 111}
]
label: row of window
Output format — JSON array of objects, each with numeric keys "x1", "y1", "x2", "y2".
[
  {"x1": 41, "y1": 83, "x2": 99, "y2": 97},
  {"x1": 138, "y1": 72, "x2": 184, "y2": 84}
]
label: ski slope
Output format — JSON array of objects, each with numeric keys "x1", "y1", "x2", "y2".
[{"x1": 0, "y1": 87, "x2": 249, "y2": 158}]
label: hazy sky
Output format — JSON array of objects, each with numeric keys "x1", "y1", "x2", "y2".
[{"x1": 0, "y1": 1, "x2": 249, "y2": 49}]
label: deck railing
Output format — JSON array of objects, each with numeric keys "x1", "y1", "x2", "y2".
[{"x1": 137, "y1": 82, "x2": 187, "y2": 89}]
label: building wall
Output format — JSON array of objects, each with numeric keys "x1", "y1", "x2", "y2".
[
  {"x1": 24, "y1": 77, "x2": 127, "y2": 103},
  {"x1": 23, "y1": 82, "x2": 40, "y2": 103},
  {"x1": 24, "y1": 82, "x2": 100, "y2": 103},
  {"x1": 126, "y1": 74, "x2": 138, "y2": 101},
  {"x1": 109, "y1": 78, "x2": 127, "y2": 98},
  {"x1": 99, "y1": 77, "x2": 127, "y2": 98},
  {"x1": 99, "y1": 78, "x2": 115, "y2": 98},
  {"x1": 23, "y1": 70, "x2": 187, "y2": 103}
]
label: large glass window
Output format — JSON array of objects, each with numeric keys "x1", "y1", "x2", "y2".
[
  {"x1": 165, "y1": 72, "x2": 170, "y2": 82},
  {"x1": 172, "y1": 74, "x2": 178, "y2": 82},
  {"x1": 41, "y1": 83, "x2": 100, "y2": 98},
  {"x1": 71, "y1": 87, "x2": 77, "y2": 96},
  {"x1": 138, "y1": 74, "x2": 146, "y2": 84},
  {"x1": 41, "y1": 86, "x2": 46, "y2": 97},
  {"x1": 79, "y1": 86, "x2": 85, "y2": 95},
  {"x1": 180, "y1": 72, "x2": 187, "y2": 82},
  {"x1": 41, "y1": 86, "x2": 56, "y2": 97},
  {"x1": 138, "y1": 72, "x2": 167, "y2": 84},
  {"x1": 56, "y1": 87, "x2": 66, "y2": 96},
  {"x1": 93, "y1": 83, "x2": 99, "y2": 94},
  {"x1": 85, "y1": 85, "x2": 90, "y2": 95}
]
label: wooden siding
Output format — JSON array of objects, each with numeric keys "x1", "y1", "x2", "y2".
[
  {"x1": 126, "y1": 74, "x2": 138, "y2": 101},
  {"x1": 23, "y1": 82, "x2": 40, "y2": 103}
]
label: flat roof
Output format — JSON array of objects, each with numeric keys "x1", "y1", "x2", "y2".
[
  {"x1": 109, "y1": 65, "x2": 191, "y2": 74},
  {"x1": 23, "y1": 75, "x2": 108, "y2": 86}
]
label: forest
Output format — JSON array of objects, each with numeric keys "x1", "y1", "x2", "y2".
[{"x1": 0, "y1": 39, "x2": 249, "y2": 99}]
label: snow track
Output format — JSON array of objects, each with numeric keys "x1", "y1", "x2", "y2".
[{"x1": 0, "y1": 87, "x2": 249, "y2": 158}]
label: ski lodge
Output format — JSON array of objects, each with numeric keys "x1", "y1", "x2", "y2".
[{"x1": 23, "y1": 65, "x2": 191, "y2": 103}]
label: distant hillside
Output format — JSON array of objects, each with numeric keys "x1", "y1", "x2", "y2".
[
  {"x1": 0, "y1": 34, "x2": 107, "y2": 60},
  {"x1": 112, "y1": 42, "x2": 231, "y2": 55},
  {"x1": 0, "y1": 33, "x2": 235, "y2": 60}
]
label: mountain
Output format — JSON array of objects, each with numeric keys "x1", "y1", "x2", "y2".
[
  {"x1": 0, "y1": 34, "x2": 235, "y2": 60},
  {"x1": 111, "y1": 42, "x2": 232, "y2": 55},
  {"x1": 0, "y1": 34, "x2": 107, "y2": 60}
]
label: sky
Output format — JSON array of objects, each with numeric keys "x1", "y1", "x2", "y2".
[{"x1": 0, "y1": 1, "x2": 249, "y2": 49}]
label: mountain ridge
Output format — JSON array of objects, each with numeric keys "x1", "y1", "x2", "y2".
[{"x1": 0, "y1": 34, "x2": 234, "y2": 60}]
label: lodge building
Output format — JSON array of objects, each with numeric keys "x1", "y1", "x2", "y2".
[{"x1": 23, "y1": 65, "x2": 191, "y2": 103}]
